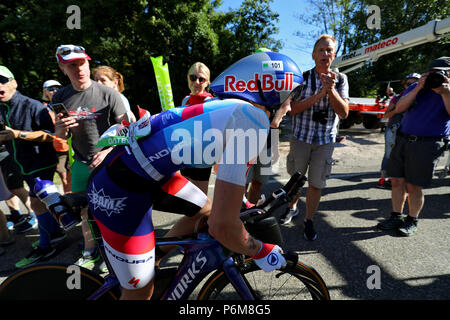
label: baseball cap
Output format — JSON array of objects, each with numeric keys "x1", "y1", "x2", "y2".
[
  {"x1": 0, "y1": 66, "x2": 14, "y2": 80},
  {"x1": 55, "y1": 45, "x2": 91, "y2": 64},
  {"x1": 405, "y1": 73, "x2": 421, "y2": 79},
  {"x1": 427, "y1": 57, "x2": 450, "y2": 71},
  {"x1": 43, "y1": 80, "x2": 62, "y2": 89}
]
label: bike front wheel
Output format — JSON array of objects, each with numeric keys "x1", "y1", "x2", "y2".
[
  {"x1": 197, "y1": 257, "x2": 330, "y2": 300},
  {"x1": 0, "y1": 264, "x2": 119, "y2": 300}
]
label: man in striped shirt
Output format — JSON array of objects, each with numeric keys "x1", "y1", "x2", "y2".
[{"x1": 281, "y1": 34, "x2": 349, "y2": 241}]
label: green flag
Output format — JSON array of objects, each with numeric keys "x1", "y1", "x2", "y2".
[{"x1": 150, "y1": 56, "x2": 175, "y2": 111}]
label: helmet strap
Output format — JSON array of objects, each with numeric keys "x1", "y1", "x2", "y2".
[{"x1": 256, "y1": 79, "x2": 268, "y2": 103}]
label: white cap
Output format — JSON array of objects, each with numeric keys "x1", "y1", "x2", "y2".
[{"x1": 43, "y1": 80, "x2": 62, "y2": 88}]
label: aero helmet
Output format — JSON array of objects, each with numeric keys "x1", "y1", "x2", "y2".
[{"x1": 210, "y1": 52, "x2": 303, "y2": 107}]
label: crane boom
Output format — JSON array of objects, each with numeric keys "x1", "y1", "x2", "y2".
[{"x1": 332, "y1": 17, "x2": 450, "y2": 72}]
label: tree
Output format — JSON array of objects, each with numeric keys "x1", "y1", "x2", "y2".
[
  {"x1": 0, "y1": 0, "x2": 281, "y2": 114},
  {"x1": 293, "y1": 0, "x2": 450, "y2": 97}
]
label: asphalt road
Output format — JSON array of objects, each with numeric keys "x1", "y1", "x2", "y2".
[{"x1": 1, "y1": 121, "x2": 449, "y2": 300}]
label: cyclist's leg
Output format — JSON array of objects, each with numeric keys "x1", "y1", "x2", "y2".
[
  {"x1": 88, "y1": 165, "x2": 156, "y2": 300},
  {"x1": 121, "y1": 279, "x2": 154, "y2": 300},
  {"x1": 152, "y1": 172, "x2": 211, "y2": 259}
]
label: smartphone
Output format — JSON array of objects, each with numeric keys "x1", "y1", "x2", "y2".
[{"x1": 51, "y1": 103, "x2": 69, "y2": 118}]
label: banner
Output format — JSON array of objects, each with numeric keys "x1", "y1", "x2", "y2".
[{"x1": 150, "y1": 56, "x2": 175, "y2": 111}]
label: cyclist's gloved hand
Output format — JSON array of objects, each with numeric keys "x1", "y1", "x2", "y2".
[{"x1": 252, "y1": 242, "x2": 286, "y2": 272}]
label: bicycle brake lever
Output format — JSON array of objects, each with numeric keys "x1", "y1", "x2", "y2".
[{"x1": 283, "y1": 251, "x2": 299, "y2": 271}]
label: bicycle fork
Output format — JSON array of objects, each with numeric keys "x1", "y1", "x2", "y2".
[
  {"x1": 159, "y1": 235, "x2": 255, "y2": 300},
  {"x1": 222, "y1": 257, "x2": 255, "y2": 300}
]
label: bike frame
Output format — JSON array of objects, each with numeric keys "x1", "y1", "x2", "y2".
[
  {"x1": 87, "y1": 233, "x2": 254, "y2": 300},
  {"x1": 85, "y1": 172, "x2": 307, "y2": 300}
]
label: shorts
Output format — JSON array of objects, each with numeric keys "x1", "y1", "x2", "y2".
[
  {"x1": 0, "y1": 154, "x2": 24, "y2": 190},
  {"x1": 387, "y1": 134, "x2": 446, "y2": 187},
  {"x1": 180, "y1": 167, "x2": 212, "y2": 181},
  {"x1": 88, "y1": 163, "x2": 207, "y2": 290},
  {"x1": 71, "y1": 160, "x2": 92, "y2": 193},
  {"x1": 286, "y1": 138, "x2": 334, "y2": 189}
]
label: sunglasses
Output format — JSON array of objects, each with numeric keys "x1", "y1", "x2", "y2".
[
  {"x1": 0, "y1": 76, "x2": 12, "y2": 84},
  {"x1": 45, "y1": 86, "x2": 60, "y2": 92},
  {"x1": 405, "y1": 81, "x2": 416, "y2": 86},
  {"x1": 189, "y1": 74, "x2": 206, "y2": 83},
  {"x1": 57, "y1": 46, "x2": 86, "y2": 57}
]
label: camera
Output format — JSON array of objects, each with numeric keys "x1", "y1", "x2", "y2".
[
  {"x1": 312, "y1": 110, "x2": 328, "y2": 125},
  {"x1": 424, "y1": 70, "x2": 448, "y2": 89}
]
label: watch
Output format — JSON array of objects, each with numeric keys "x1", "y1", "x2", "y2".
[{"x1": 19, "y1": 131, "x2": 27, "y2": 139}]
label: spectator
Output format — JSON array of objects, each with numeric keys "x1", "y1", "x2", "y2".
[
  {"x1": 42, "y1": 80, "x2": 72, "y2": 194},
  {"x1": 0, "y1": 65, "x2": 63, "y2": 267},
  {"x1": 53, "y1": 45, "x2": 128, "y2": 267},
  {"x1": 0, "y1": 145, "x2": 36, "y2": 233},
  {"x1": 377, "y1": 57, "x2": 450, "y2": 236},
  {"x1": 179, "y1": 62, "x2": 214, "y2": 195},
  {"x1": 0, "y1": 170, "x2": 15, "y2": 254},
  {"x1": 42, "y1": 80, "x2": 62, "y2": 104},
  {"x1": 92, "y1": 65, "x2": 136, "y2": 122},
  {"x1": 383, "y1": 87, "x2": 395, "y2": 103},
  {"x1": 377, "y1": 73, "x2": 420, "y2": 189},
  {"x1": 279, "y1": 34, "x2": 349, "y2": 241}
]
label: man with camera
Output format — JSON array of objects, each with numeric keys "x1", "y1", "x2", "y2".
[
  {"x1": 377, "y1": 57, "x2": 450, "y2": 236},
  {"x1": 280, "y1": 34, "x2": 349, "y2": 241}
]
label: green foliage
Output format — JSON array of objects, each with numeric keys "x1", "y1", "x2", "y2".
[
  {"x1": 294, "y1": 0, "x2": 450, "y2": 97},
  {"x1": 0, "y1": 0, "x2": 281, "y2": 114}
]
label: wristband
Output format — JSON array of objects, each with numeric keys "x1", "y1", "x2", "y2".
[
  {"x1": 20, "y1": 131, "x2": 27, "y2": 139},
  {"x1": 252, "y1": 242, "x2": 275, "y2": 260}
]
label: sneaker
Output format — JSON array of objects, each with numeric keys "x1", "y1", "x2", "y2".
[
  {"x1": 304, "y1": 219, "x2": 317, "y2": 241},
  {"x1": 376, "y1": 178, "x2": 386, "y2": 189},
  {"x1": 15, "y1": 246, "x2": 56, "y2": 268},
  {"x1": 7, "y1": 214, "x2": 38, "y2": 234},
  {"x1": 28, "y1": 213, "x2": 38, "y2": 229},
  {"x1": 377, "y1": 212, "x2": 404, "y2": 230},
  {"x1": 75, "y1": 248, "x2": 100, "y2": 268},
  {"x1": 398, "y1": 216, "x2": 418, "y2": 236},
  {"x1": 6, "y1": 215, "x2": 27, "y2": 230},
  {"x1": 279, "y1": 207, "x2": 299, "y2": 225},
  {"x1": 99, "y1": 259, "x2": 109, "y2": 273},
  {"x1": 14, "y1": 221, "x2": 35, "y2": 234}
]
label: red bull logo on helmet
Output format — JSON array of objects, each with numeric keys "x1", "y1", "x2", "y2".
[{"x1": 224, "y1": 72, "x2": 294, "y2": 93}]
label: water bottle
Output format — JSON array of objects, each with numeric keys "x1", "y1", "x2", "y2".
[{"x1": 34, "y1": 177, "x2": 78, "y2": 231}]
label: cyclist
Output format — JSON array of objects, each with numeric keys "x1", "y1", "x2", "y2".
[{"x1": 87, "y1": 52, "x2": 303, "y2": 299}]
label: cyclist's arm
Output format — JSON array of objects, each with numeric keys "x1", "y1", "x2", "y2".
[
  {"x1": 208, "y1": 179, "x2": 261, "y2": 257},
  {"x1": 89, "y1": 112, "x2": 133, "y2": 168}
]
